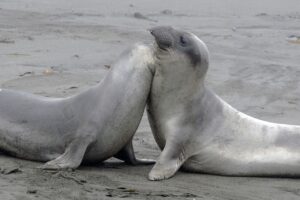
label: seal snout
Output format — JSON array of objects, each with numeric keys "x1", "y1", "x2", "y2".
[{"x1": 149, "y1": 26, "x2": 173, "y2": 50}]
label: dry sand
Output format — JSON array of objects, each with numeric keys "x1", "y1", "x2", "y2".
[{"x1": 0, "y1": 0, "x2": 300, "y2": 199}]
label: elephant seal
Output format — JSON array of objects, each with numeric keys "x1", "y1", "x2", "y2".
[
  {"x1": 147, "y1": 26, "x2": 300, "y2": 180},
  {"x1": 0, "y1": 43, "x2": 155, "y2": 169}
]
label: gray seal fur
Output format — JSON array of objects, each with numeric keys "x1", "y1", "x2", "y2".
[
  {"x1": 0, "y1": 44, "x2": 155, "y2": 169},
  {"x1": 147, "y1": 26, "x2": 300, "y2": 180}
]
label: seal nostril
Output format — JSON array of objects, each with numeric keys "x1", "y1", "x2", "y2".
[
  {"x1": 150, "y1": 31, "x2": 156, "y2": 37},
  {"x1": 149, "y1": 28, "x2": 155, "y2": 35}
]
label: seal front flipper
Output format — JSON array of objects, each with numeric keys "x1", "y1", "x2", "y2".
[
  {"x1": 114, "y1": 138, "x2": 155, "y2": 165},
  {"x1": 39, "y1": 135, "x2": 96, "y2": 170},
  {"x1": 148, "y1": 141, "x2": 187, "y2": 181}
]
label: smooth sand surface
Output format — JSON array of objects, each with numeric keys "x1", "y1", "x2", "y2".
[{"x1": 0, "y1": 0, "x2": 300, "y2": 199}]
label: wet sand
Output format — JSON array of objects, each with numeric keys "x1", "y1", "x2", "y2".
[{"x1": 0, "y1": 0, "x2": 300, "y2": 199}]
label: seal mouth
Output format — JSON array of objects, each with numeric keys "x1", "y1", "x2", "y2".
[{"x1": 149, "y1": 26, "x2": 173, "y2": 51}]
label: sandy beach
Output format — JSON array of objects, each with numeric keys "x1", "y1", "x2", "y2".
[{"x1": 0, "y1": 0, "x2": 300, "y2": 199}]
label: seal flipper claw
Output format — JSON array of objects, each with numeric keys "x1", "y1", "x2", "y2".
[
  {"x1": 114, "y1": 139, "x2": 155, "y2": 165},
  {"x1": 39, "y1": 137, "x2": 93, "y2": 170}
]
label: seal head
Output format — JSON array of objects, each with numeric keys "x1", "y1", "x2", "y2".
[{"x1": 150, "y1": 26, "x2": 207, "y2": 67}]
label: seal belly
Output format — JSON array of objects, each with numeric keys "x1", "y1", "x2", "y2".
[
  {"x1": 0, "y1": 118, "x2": 64, "y2": 161},
  {"x1": 183, "y1": 107, "x2": 300, "y2": 176},
  {"x1": 0, "y1": 89, "x2": 72, "y2": 161}
]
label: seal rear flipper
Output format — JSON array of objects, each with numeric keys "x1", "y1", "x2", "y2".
[
  {"x1": 38, "y1": 137, "x2": 95, "y2": 170},
  {"x1": 114, "y1": 138, "x2": 155, "y2": 165}
]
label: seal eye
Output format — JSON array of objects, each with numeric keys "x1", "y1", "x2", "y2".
[{"x1": 180, "y1": 35, "x2": 188, "y2": 46}]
